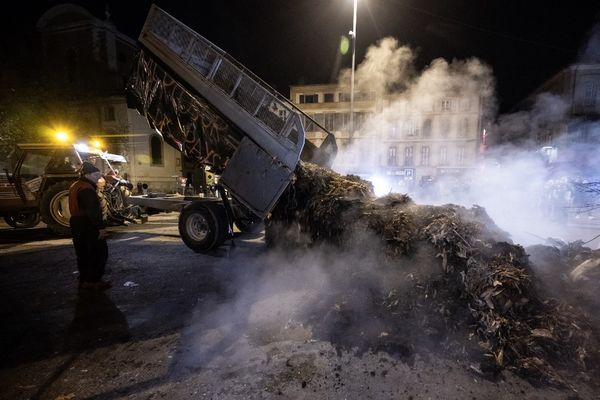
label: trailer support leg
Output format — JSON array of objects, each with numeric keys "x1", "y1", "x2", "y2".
[{"x1": 215, "y1": 184, "x2": 235, "y2": 242}]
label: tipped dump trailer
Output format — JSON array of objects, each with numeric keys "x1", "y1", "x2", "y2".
[{"x1": 126, "y1": 5, "x2": 337, "y2": 252}]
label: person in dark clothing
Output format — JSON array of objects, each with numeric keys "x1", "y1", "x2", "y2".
[{"x1": 69, "y1": 162, "x2": 111, "y2": 291}]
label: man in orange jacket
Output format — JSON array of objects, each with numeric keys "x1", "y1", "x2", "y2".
[{"x1": 69, "y1": 162, "x2": 111, "y2": 291}]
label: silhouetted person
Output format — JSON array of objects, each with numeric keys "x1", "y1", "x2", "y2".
[{"x1": 69, "y1": 162, "x2": 111, "y2": 291}]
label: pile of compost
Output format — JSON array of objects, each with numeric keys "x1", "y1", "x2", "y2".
[{"x1": 269, "y1": 162, "x2": 600, "y2": 386}]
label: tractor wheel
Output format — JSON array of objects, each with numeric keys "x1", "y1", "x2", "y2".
[
  {"x1": 3, "y1": 212, "x2": 40, "y2": 229},
  {"x1": 40, "y1": 181, "x2": 72, "y2": 235},
  {"x1": 178, "y1": 202, "x2": 229, "y2": 253}
]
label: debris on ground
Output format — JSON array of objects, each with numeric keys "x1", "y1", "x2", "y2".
[{"x1": 269, "y1": 162, "x2": 600, "y2": 386}]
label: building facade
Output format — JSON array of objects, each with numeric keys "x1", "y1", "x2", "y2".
[
  {"x1": 35, "y1": 4, "x2": 183, "y2": 193},
  {"x1": 511, "y1": 64, "x2": 600, "y2": 175},
  {"x1": 290, "y1": 83, "x2": 485, "y2": 189},
  {"x1": 0, "y1": 4, "x2": 182, "y2": 192}
]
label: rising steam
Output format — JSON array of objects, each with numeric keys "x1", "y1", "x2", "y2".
[{"x1": 331, "y1": 36, "x2": 600, "y2": 247}]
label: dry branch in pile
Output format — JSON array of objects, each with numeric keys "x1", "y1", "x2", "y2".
[{"x1": 271, "y1": 162, "x2": 600, "y2": 386}]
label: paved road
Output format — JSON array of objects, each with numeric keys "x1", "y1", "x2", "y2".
[{"x1": 0, "y1": 214, "x2": 597, "y2": 399}]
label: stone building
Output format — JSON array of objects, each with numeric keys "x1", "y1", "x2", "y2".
[
  {"x1": 290, "y1": 83, "x2": 486, "y2": 191},
  {"x1": 527, "y1": 64, "x2": 599, "y2": 142},
  {"x1": 510, "y1": 64, "x2": 600, "y2": 174},
  {"x1": 2, "y1": 4, "x2": 182, "y2": 192}
]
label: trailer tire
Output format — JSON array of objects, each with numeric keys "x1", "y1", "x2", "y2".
[
  {"x1": 4, "y1": 212, "x2": 40, "y2": 229},
  {"x1": 179, "y1": 202, "x2": 229, "y2": 253},
  {"x1": 40, "y1": 181, "x2": 72, "y2": 235}
]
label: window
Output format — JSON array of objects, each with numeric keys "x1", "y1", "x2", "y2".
[
  {"x1": 338, "y1": 113, "x2": 350, "y2": 130},
  {"x1": 404, "y1": 146, "x2": 414, "y2": 166},
  {"x1": 458, "y1": 118, "x2": 469, "y2": 138},
  {"x1": 150, "y1": 135, "x2": 163, "y2": 165},
  {"x1": 441, "y1": 99, "x2": 452, "y2": 111},
  {"x1": 388, "y1": 146, "x2": 397, "y2": 166},
  {"x1": 388, "y1": 120, "x2": 400, "y2": 139},
  {"x1": 47, "y1": 149, "x2": 78, "y2": 173},
  {"x1": 439, "y1": 146, "x2": 448, "y2": 166},
  {"x1": 420, "y1": 146, "x2": 430, "y2": 166},
  {"x1": 324, "y1": 93, "x2": 335, "y2": 102},
  {"x1": 457, "y1": 146, "x2": 466, "y2": 165},
  {"x1": 103, "y1": 105, "x2": 116, "y2": 121},
  {"x1": 313, "y1": 113, "x2": 325, "y2": 125},
  {"x1": 440, "y1": 118, "x2": 450, "y2": 137},
  {"x1": 299, "y1": 94, "x2": 318, "y2": 104},
  {"x1": 303, "y1": 115, "x2": 315, "y2": 132},
  {"x1": 324, "y1": 113, "x2": 335, "y2": 131},
  {"x1": 584, "y1": 82, "x2": 598, "y2": 108},
  {"x1": 404, "y1": 119, "x2": 418, "y2": 137},
  {"x1": 355, "y1": 112, "x2": 369, "y2": 129},
  {"x1": 355, "y1": 91, "x2": 375, "y2": 101},
  {"x1": 339, "y1": 92, "x2": 351, "y2": 102},
  {"x1": 422, "y1": 119, "x2": 432, "y2": 138},
  {"x1": 460, "y1": 99, "x2": 471, "y2": 111},
  {"x1": 20, "y1": 152, "x2": 52, "y2": 179}
]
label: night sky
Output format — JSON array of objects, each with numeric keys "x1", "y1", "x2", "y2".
[{"x1": 5, "y1": 0, "x2": 600, "y2": 113}]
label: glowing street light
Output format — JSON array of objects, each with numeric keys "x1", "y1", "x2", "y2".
[
  {"x1": 54, "y1": 131, "x2": 69, "y2": 143},
  {"x1": 349, "y1": 0, "x2": 358, "y2": 138}
]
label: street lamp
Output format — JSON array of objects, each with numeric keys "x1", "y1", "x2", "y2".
[{"x1": 349, "y1": 0, "x2": 358, "y2": 139}]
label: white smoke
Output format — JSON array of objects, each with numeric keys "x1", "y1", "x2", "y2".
[
  {"x1": 493, "y1": 93, "x2": 569, "y2": 146},
  {"x1": 332, "y1": 37, "x2": 495, "y2": 190},
  {"x1": 330, "y1": 36, "x2": 600, "y2": 247},
  {"x1": 337, "y1": 37, "x2": 415, "y2": 96}
]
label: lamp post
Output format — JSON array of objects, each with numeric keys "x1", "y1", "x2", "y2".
[{"x1": 349, "y1": 0, "x2": 357, "y2": 139}]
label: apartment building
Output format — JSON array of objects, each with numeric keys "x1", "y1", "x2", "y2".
[{"x1": 290, "y1": 83, "x2": 485, "y2": 189}]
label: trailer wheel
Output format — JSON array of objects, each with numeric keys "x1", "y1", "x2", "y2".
[
  {"x1": 4, "y1": 212, "x2": 40, "y2": 229},
  {"x1": 179, "y1": 202, "x2": 229, "y2": 253},
  {"x1": 40, "y1": 181, "x2": 72, "y2": 235}
]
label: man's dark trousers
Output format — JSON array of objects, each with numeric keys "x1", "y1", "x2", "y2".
[{"x1": 71, "y1": 216, "x2": 108, "y2": 282}]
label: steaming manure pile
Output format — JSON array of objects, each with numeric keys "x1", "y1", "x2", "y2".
[{"x1": 269, "y1": 162, "x2": 600, "y2": 387}]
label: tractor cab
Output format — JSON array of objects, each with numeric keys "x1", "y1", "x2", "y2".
[{"x1": 1, "y1": 143, "x2": 129, "y2": 234}]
